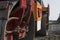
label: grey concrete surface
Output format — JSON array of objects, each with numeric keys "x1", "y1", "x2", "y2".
[
  {"x1": 48, "y1": 24, "x2": 60, "y2": 35},
  {"x1": 34, "y1": 23, "x2": 60, "y2": 40}
]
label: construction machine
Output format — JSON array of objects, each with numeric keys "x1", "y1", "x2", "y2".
[
  {"x1": 34, "y1": 0, "x2": 49, "y2": 37},
  {"x1": 3, "y1": 0, "x2": 49, "y2": 40}
]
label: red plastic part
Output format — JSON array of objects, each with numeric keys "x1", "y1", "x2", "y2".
[
  {"x1": 21, "y1": 0, "x2": 27, "y2": 8},
  {"x1": 31, "y1": 0, "x2": 34, "y2": 11}
]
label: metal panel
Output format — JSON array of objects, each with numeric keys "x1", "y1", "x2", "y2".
[
  {"x1": 0, "y1": 1, "x2": 9, "y2": 20},
  {"x1": 0, "y1": 20, "x2": 6, "y2": 40}
]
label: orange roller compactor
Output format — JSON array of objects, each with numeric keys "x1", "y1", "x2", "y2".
[{"x1": 34, "y1": 0, "x2": 49, "y2": 37}]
